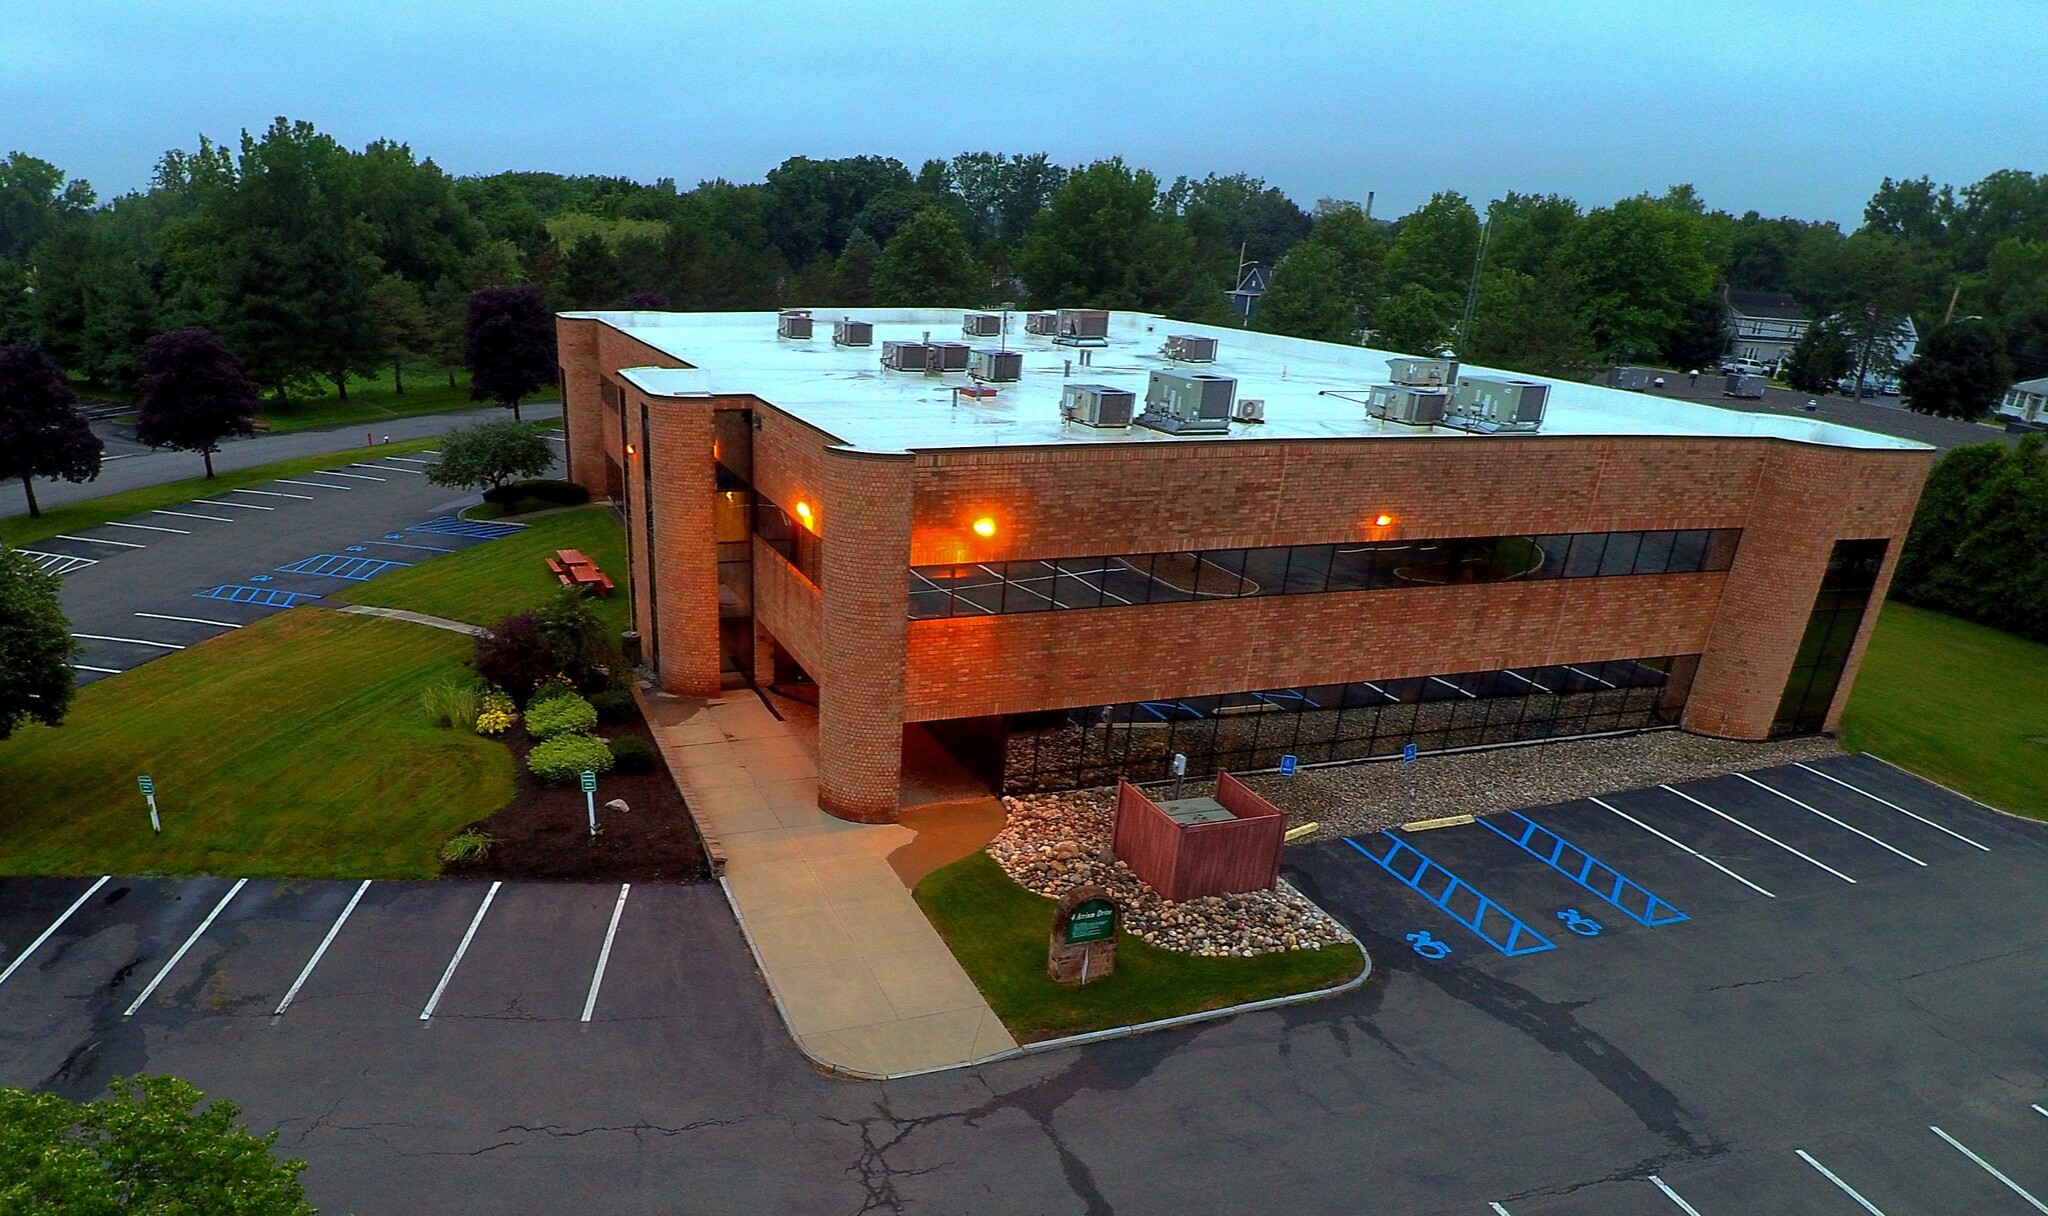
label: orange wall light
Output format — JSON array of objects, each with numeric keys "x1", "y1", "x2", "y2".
[
  {"x1": 794, "y1": 500, "x2": 815, "y2": 530},
  {"x1": 625, "y1": 442, "x2": 637, "y2": 457},
  {"x1": 971, "y1": 516, "x2": 997, "y2": 538},
  {"x1": 1373, "y1": 513, "x2": 1394, "y2": 528}
]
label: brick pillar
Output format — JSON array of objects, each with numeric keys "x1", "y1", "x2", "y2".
[
  {"x1": 640, "y1": 393, "x2": 723, "y2": 698},
  {"x1": 1686, "y1": 445, "x2": 1930, "y2": 739},
  {"x1": 816, "y1": 449, "x2": 914, "y2": 823},
  {"x1": 556, "y1": 317, "x2": 606, "y2": 492},
  {"x1": 752, "y1": 618, "x2": 780, "y2": 687}
]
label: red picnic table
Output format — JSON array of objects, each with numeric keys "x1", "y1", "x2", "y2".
[{"x1": 546, "y1": 548, "x2": 614, "y2": 596}]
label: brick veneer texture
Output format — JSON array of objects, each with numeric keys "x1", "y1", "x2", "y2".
[
  {"x1": 638, "y1": 392, "x2": 722, "y2": 697},
  {"x1": 815, "y1": 448, "x2": 915, "y2": 822}
]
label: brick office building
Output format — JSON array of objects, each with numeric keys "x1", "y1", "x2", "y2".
[{"x1": 556, "y1": 308, "x2": 1933, "y2": 824}]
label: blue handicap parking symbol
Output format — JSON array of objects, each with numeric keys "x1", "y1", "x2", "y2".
[
  {"x1": 384, "y1": 533, "x2": 404, "y2": 540},
  {"x1": 1403, "y1": 743, "x2": 1418, "y2": 764},
  {"x1": 1406, "y1": 930, "x2": 1451, "y2": 960},
  {"x1": 1557, "y1": 908, "x2": 1603, "y2": 937},
  {"x1": 249, "y1": 575, "x2": 271, "y2": 583},
  {"x1": 345, "y1": 545, "x2": 367, "y2": 552},
  {"x1": 1279, "y1": 754, "x2": 1297, "y2": 776}
]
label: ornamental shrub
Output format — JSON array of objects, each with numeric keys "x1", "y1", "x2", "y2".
[
  {"x1": 473, "y1": 613, "x2": 551, "y2": 703},
  {"x1": 528, "y1": 675, "x2": 578, "y2": 705},
  {"x1": 420, "y1": 680, "x2": 479, "y2": 730},
  {"x1": 524, "y1": 693, "x2": 597, "y2": 739},
  {"x1": 608, "y1": 735, "x2": 654, "y2": 773},
  {"x1": 526, "y1": 733, "x2": 614, "y2": 782},
  {"x1": 475, "y1": 690, "x2": 517, "y2": 736},
  {"x1": 589, "y1": 688, "x2": 638, "y2": 725}
]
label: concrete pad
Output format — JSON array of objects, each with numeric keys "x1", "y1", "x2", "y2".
[
  {"x1": 744, "y1": 908, "x2": 859, "y2": 972},
  {"x1": 773, "y1": 957, "x2": 899, "y2": 1036},
  {"x1": 832, "y1": 897, "x2": 951, "y2": 959},
  {"x1": 812, "y1": 1006, "x2": 997, "y2": 1075},
  {"x1": 863, "y1": 946, "x2": 989, "y2": 1018},
  {"x1": 724, "y1": 863, "x2": 834, "y2": 918}
]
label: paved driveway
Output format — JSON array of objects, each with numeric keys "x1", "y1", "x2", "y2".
[{"x1": 3, "y1": 754, "x2": 2044, "y2": 1215}]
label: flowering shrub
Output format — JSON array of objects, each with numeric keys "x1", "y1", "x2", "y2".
[
  {"x1": 475, "y1": 691, "x2": 517, "y2": 736},
  {"x1": 526, "y1": 733, "x2": 614, "y2": 782},
  {"x1": 524, "y1": 694, "x2": 597, "y2": 739}
]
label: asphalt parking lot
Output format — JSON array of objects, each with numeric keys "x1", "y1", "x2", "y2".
[
  {"x1": 3, "y1": 753, "x2": 2044, "y2": 1215},
  {"x1": 15, "y1": 434, "x2": 564, "y2": 685}
]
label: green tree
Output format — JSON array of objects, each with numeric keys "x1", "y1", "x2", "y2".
[
  {"x1": 1783, "y1": 321, "x2": 1854, "y2": 393},
  {"x1": 1559, "y1": 194, "x2": 1716, "y2": 360},
  {"x1": 0, "y1": 151, "x2": 95, "y2": 264},
  {"x1": 1254, "y1": 243, "x2": 1354, "y2": 342},
  {"x1": 465, "y1": 285, "x2": 556, "y2": 420},
  {"x1": 1479, "y1": 192, "x2": 1580, "y2": 279},
  {"x1": 762, "y1": 155, "x2": 915, "y2": 269},
  {"x1": 871, "y1": 208, "x2": 981, "y2": 306},
  {"x1": 349, "y1": 138, "x2": 482, "y2": 287},
  {"x1": 562, "y1": 233, "x2": 619, "y2": 309},
  {"x1": 1463, "y1": 267, "x2": 1598, "y2": 379},
  {"x1": 1016, "y1": 158, "x2": 1179, "y2": 308},
  {"x1": 1899, "y1": 319, "x2": 2011, "y2": 420},
  {"x1": 1897, "y1": 436, "x2": 2048, "y2": 641},
  {"x1": 0, "y1": 1075, "x2": 312, "y2": 1213},
  {"x1": 134, "y1": 327, "x2": 259, "y2": 478},
  {"x1": 367, "y1": 273, "x2": 431, "y2": 393},
  {"x1": 1380, "y1": 192, "x2": 1481, "y2": 300},
  {"x1": 831, "y1": 228, "x2": 882, "y2": 306},
  {"x1": 0, "y1": 548, "x2": 77, "y2": 738},
  {"x1": 1300, "y1": 200, "x2": 1385, "y2": 331},
  {"x1": 428, "y1": 418, "x2": 555, "y2": 492},
  {"x1": 1892, "y1": 441, "x2": 2005, "y2": 601},
  {"x1": 1371, "y1": 281, "x2": 1459, "y2": 355},
  {"x1": 0, "y1": 340, "x2": 102, "y2": 517},
  {"x1": 1811, "y1": 230, "x2": 1938, "y2": 390},
  {"x1": 945, "y1": 152, "x2": 1066, "y2": 251},
  {"x1": 1659, "y1": 291, "x2": 1733, "y2": 372}
]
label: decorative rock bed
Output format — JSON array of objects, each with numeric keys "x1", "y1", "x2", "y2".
[{"x1": 987, "y1": 790, "x2": 1351, "y2": 958}]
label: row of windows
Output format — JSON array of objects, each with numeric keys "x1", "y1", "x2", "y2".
[
  {"x1": 995, "y1": 655, "x2": 1700, "y2": 794},
  {"x1": 754, "y1": 499, "x2": 822, "y2": 586},
  {"x1": 1773, "y1": 539, "x2": 1887, "y2": 735},
  {"x1": 908, "y1": 529, "x2": 1741, "y2": 619}
]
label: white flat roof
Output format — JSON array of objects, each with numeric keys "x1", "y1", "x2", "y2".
[{"x1": 573, "y1": 309, "x2": 1928, "y2": 455}]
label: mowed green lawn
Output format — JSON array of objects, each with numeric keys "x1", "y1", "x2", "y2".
[
  {"x1": 1841, "y1": 603, "x2": 2048, "y2": 819},
  {"x1": 336, "y1": 506, "x2": 629, "y2": 632},
  {"x1": 0, "y1": 611, "x2": 513, "y2": 877},
  {"x1": 916, "y1": 852, "x2": 1364, "y2": 1041}
]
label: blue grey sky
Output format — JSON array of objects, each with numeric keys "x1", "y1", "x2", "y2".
[{"x1": 6, "y1": 0, "x2": 2043, "y2": 224}]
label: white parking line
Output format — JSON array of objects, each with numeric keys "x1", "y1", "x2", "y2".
[
  {"x1": 1930, "y1": 1126, "x2": 2048, "y2": 1212},
  {"x1": 70, "y1": 663, "x2": 122, "y2": 674},
  {"x1": 356, "y1": 463, "x2": 425, "y2": 474},
  {"x1": 0, "y1": 876, "x2": 111, "y2": 986},
  {"x1": 1488, "y1": 1205, "x2": 1512, "y2": 1215},
  {"x1": 1862, "y1": 753, "x2": 2012, "y2": 820},
  {"x1": 2034, "y1": 1103, "x2": 2047, "y2": 1119},
  {"x1": 56, "y1": 533, "x2": 144, "y2": 548},
  {"x1": 313, "y1": 469, "x2": 386, "y2": 482},
  {"x1": 1592, "y1": 796, "x2": 1776, "y2": 897},
  {"x1": 1736, "y1": 773, "x2": 1926, "y2": 866},
  {"x1": 275, "y1": 880, "x2": 370, "y2": 1015},
  {"x1": 71, "y1": 633, "x2": 185, "y2": 650},
  {"x1": 1794, "y1": 764, "x2": 1989, "y2": 851},
  {"x1": 1648, "y1": 1175, "x2": 1704, "y2": 1215},
  {"x1": 420, "y1": 881, "x2": 501, "y2": 1021},
  {"x1": 379, "y1": 455, "x2": 432, "y2": 465},
  {"x1": 152, "y1": 509, "x2": 234, "y2": 523},
  {"x1": 362, "y1": 539, "x2": 456, "y2": 553},
  {"x1": 193, "y1": 498, "x2": 274, "y2": 511},
  {"x1": 581, "y1": 884, "x2": 632, "y2": 1022},
  {"x1": 230, "y1": 487, "x2": 314, "y2": 500},
  {"x1": 124, "y1": 879, "x2": 249, "y2": 1016},
  {"x1": 1661, "y1": 784, "x2": 1857, "y2": 884},
  {"x1": 134, "y1": 612, "x2": 241, "y2": 629},
  {"x1": 1797, "y1": 1149, "x2": 1887, "y2": 1214},
  {"x1": 21, "y1": 551, "x2": 98, "y2": 575},
  {"x1": 276, "y1": 478, "x2": 350, "y2": 491},
  {"x1": 104, "y1": 520, "x2": 189, "y2": 534}
]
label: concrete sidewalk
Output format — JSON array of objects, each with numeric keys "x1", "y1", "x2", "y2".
[{"x1": 639, "y1": 689, "x2": 1016, "y2": 1078}]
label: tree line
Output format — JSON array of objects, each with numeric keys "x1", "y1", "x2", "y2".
[
  {"x1": 1892, "y1": 436, "x2": 2048, "y2": 643},
  {"x1": 2, "y1": 119, "x2": 2045, "y2": 417}
]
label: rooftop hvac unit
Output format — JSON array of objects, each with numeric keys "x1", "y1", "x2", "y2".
[
  {"x1": 926, "y1": 341, "x2": 971, "y2": 371},
  {"x1": 1365, "y1": 384, "x2": 1447, "y2": 426},
  {"x1": 1136, "y1": 371, "x2": 1235, "y2": 435},
  {"x1": 1386, "y1": 357, "x2": 1457, "y2": 388},
  {"x1": 777, "y1": 309, "x2": 813, "y2": 339},
  {"x1": 1231, "y1": 397, "x2": 1265, "y2": 424},
  {"x1": 1722, "y1": 373, "x2": 1766, "y2": 399},
  {"x1": 1444, "y1": 375, "x2": 1549, "y2": 433},
  {"x1": 881, "y1": 340, "x2": 930, "y2": 371},
  {"x1": 1165, "y1": 334, "x2": 1219, "y2": 363},
  {"x1": 1025, "y1": 311, "x2": 1059, "y2": 336},
  {"x1": 963, "y1": 312, "x2": 1003, "y2": 337},
  {"x1": 1061, "y1": 383, "x2": 1135, "y2": 428},
  {"x1": 969, "y1": 348, "x2": 1023, "y2": 383},
  {"x1": 1053, "y1": 308, "x2": 1111, "y2": 346},
  {"x1": 833, "y1": 319, "x2": 873, "y2": 347}
]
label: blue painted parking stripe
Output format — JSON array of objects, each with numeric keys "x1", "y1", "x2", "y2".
[
  {"x1": 195, "y1": 585, "x2": 322, "y2": 607},
  {"x1": 406, "y1": 515, "x2": 526, "y2": 539},
  {"x1": 1479, "y1": 812, "x2": 1689, "y2": 927},
  {"x1": 1343, "y1": 833, "x2": 1556, "y2": 957},
  {"x1": 275, "y1": 554, "x2": 409, "y2": 581}
]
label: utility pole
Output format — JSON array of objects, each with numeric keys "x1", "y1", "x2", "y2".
[{"x1": 1457, "y1": 203, "x2": 1494, "y2": 356}]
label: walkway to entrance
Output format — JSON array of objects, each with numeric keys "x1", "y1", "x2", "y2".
[{"x1": 637, "y1": 688, "x2": 1017, "y2": 1078}]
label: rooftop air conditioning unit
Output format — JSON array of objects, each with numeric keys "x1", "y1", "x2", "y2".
[
  {"x1": 1365, "y1": 384, "x2": 1447, "y2": 426},
  {"x1": 1231, "y1": 397, "x2": 1265, "y2": 424},
  {"x1": 1061, "y1": 383, "x2": 1135, "y2": 428},
  {"x1": 963, "y1": 312, "x2": 1003, "y2": 338},
  {"x1": 1165, "y1": 334, "x2": 1219, "y2": 363},
  {"x1": 1445, "y1": 375, "x2": 1548, "y2": 433},
  {"x1": 1025, "y1": 311, "x2": 1059, "y2": 336},
  {"x1": 833, "y1": 319, "x2": 873, "y2": 347},
  {"x1": 969, "y1": 348, "x2": 1023, "y2": 383},
  {"x1": 1136, "y1": 371, "x2": 1235, "y2": 435},
  {"x1": 1387, "y1": 357, "x2": 1457, "y2": 388},
  {"x1": 777, "y1": 309, "x2": 813, "y2": 339},
  {"x1": 881, "y1": 340, "x2": 930, "y2": 371},
  {"x1": 926, "y1": 341, "x2": 971, "y2": 372},
  {"x1": 1053, "y1": 308, "x2": 1111, "y2": 346}
]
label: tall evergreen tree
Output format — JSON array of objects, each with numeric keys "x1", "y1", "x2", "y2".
[
  {"x1": 134, "y1": 326, "x2": 259, "y2": 478},
  {"x1": 0, "y1": 340, "x2": 102, "y2": 518}
]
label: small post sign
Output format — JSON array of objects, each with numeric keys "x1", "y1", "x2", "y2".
[
  {"x1": 1403, "y1": 743, "x2": 1418, "y2": 764},
  {"x1": 580, "y1": 771, "x2": 598, "y2": 836},
  {"x1": 1048, "y1": 886, "x2": 1118, "y2": 986},
  {"x1": 1170, "y1": 751, "x2": 1188, "y2": 799},
  {"x1": 137, "y1": 775, "x2": 160, "y2": 834},
  {"x1": 1279, "y1": 754, "x2": 1298, "y2": 777}
]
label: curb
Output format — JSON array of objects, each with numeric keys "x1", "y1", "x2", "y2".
[{"x1": 1859, "y1": 752, "x2": 2031, "y2": 824}]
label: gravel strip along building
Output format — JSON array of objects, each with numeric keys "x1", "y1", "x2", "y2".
[{"x1": 557, "y1": 308, "x2": 1933, "y2": 824}]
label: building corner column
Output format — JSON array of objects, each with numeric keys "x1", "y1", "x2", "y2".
[
  {"x1": 816, "y1": 448, "x2": 914, "y2": 824},
  {"x1": 640, "y1": 392, "x2": 723, "y2": 698},
  {"x1": 556, "y1": 317, "x2": 606, "y2": 492}
]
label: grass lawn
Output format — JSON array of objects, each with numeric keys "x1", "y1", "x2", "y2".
[
  {"x1": 255, "y1": 369, "x2": 490, "y2": 433},
  {"x1": 1, "y1": 436, "x2": 441, "y2": 550},
  {"x1": 915, "y1": 851, "x2": 1365, "y2": 1042},
  {"x1": 1840, "y1": 602, "x2": 2048, "y2": 819},
  {"x1": 335, "y1": 506, "x2": 630, "y2": 634},
  {"x1": 0, "y1": 611, "x2": 514, "y2": 878}
]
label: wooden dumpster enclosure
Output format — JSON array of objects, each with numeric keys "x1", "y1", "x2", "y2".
[{"x1": 1110, "y1": 772, "x2": 1286, "y2": 902}]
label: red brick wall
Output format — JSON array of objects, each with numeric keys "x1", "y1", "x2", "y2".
[
  {"x1": 636, "y1": 390, "x2": 722, "y2": 697},
  {"x1": 557, "y1": 318, "x2": 606, "y2": 490},
  {"x1": 752, "y1": 537, "x2": 822, "y2": 676},
  {"x1": 815, "y1": 448, "x2": 915, "y2": 822}
]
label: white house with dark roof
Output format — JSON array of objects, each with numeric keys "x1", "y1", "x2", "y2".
[
  {"x1": 1999, "y1": 376, "x2": 2048, "y2": 428},
  {"x1": 1724, "y1": 289, "x2": 1811, "y2": 367}
]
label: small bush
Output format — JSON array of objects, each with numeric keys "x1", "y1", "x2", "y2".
[
  {"x1": 420, "y1": 680, "x2": 479, "y2": 730},
  {"x1": 528, "y1": 675, "x2": 578, "y2": 705},
  {"x1": 482, "y1": 478, "x2": 590, "y2": 507},
  {"x1": 439, "y1": 830, "x2": 496, "y2": 863},
  {"x1": 474, "y1": 613, "x2": 552, "y2": 703},
  {"x1": 524, "y1": 694, "x2": 597, "y2": 739},
  {"x1": 475, "y1": 690, "x2": 517, "y2": 736},
  {"x1": 590, "y1": 688, "x2": 638, "y2": 725},
  {"x1": 527, "y1": 733, "x2": 615, "y2": 782},
  {"x1": 608, "y1": 735, "x2": 655, "y2": 773}
]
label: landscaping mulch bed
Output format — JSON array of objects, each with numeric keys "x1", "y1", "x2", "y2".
[{"x1": 441, "y1": 716, "x2": 710, "y2": 883}]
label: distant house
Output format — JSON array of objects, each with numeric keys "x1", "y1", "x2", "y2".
[
  {"x1": 1227, "y1": 263, "x2": 1269, "y2": 319},
  {"x1": 1723, "y1": 289, "x2": 1811, "y2": 368},
  {"x1": 1999, "y1": 376, "x2": 2048, "y2": 428}
]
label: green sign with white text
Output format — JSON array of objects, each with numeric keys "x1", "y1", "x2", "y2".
[{"x1": 1065, "y1": 899, "x2": 1116, "y2": 945}]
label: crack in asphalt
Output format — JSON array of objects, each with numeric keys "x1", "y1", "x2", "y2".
[
  {"x1": 497, "y1": 1118, "x2": 751, "y2": 1139},
  {"x1": 1704, "y1": 971, "x2": 1812, "y2": 991}
]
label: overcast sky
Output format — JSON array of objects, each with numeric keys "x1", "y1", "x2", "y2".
[{"x1": 6, "y1": 0, "x2": 2043, "y2": 224}]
